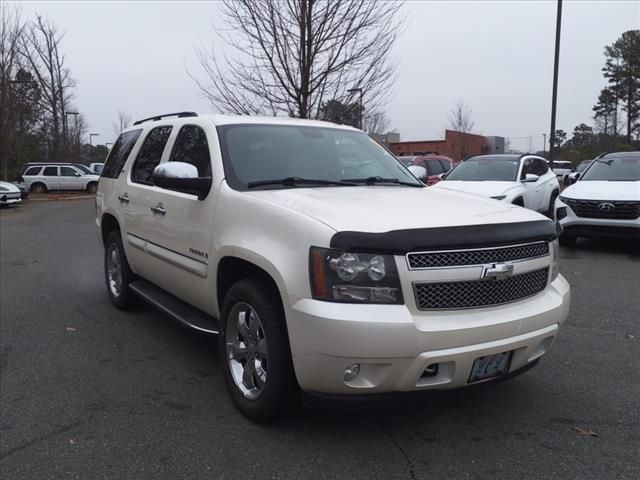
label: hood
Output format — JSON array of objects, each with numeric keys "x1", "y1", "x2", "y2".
[
  {"x1": 247, "y1": 185, "x2": 546, "y2": 233},
  {"x1": 0, "y1": 181, "x2": 20, "y2": 193},
  {"x1": 432, "y1": 181, "x2": 521, "y2": 198},
  {"x1": 562, "y1": 180, "x2": 640, "y2": 201}
]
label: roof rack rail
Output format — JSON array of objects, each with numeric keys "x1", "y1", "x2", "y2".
[{"x1": 133, "y1": 112, "x2": 198, "y2": 126}]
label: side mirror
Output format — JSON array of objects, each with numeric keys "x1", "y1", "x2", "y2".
[
  {"x1": 152, "y1": 162, "x2": 212, "y2": 200},
  {"x1": 522, "y1": 173, "x2": 539, "y2": 183},
  {"x1": 437, "y1": 172, "x2": 447, "y2": 180},
  {"x1": 407, "y1": 165, "x2": 427, "y2": 182}
]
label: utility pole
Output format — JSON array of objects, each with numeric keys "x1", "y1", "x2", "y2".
[
  {"x1": 548, "y1": 0, "x2": 563, "y2": 161},
  {"x1": 542, "y1": 133, "x2": 547, "y2": 157}
]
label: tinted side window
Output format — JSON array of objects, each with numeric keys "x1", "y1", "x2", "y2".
[
  {"x1": 169, "y1": 125, "x2": 211, "y2": 176},
  {"x1": 439, "y1": 159, "x2": 452, "y2": 172},
  {"x1": 534, "y1": 159, "x2": 548, "y2": 176},
  {"x1": 102, "y1": 129, "x2": 143, "y2": 179},
  {"x1": 24, "y1": 167, "x2": 42, "y2": 176},
  {"x1": 60, "y1": 167, "x2": 78, "y2": 176},
  {"x1": 419, "y1": 160, "x2": 431, "y2": 174},
  {"x1": 43, "y1": 167, "x2": 58, "y2": 176},
  {"x1": 428, "y1": 159, "x2": 446, "y2": 175},
  {"x1": 521, "y1": 159, "x2": 534, "y2": 178},
  {"x1": 131, "y1": 127, "x2": 172, "y2": 184}
]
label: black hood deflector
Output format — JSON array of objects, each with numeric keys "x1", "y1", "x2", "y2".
[{"x1": 330, "y1": 220, "x2": 561, "y2": 254}]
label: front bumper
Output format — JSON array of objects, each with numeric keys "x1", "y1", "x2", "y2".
[
  {"x1": 0, "y1": 193, "x2": 22, "y2": 204},
  {"x1": 555, "y1": 198, "x2": 640, "y2": 238},
  {"x1": 285, "y1": 275, "x2": 570, "y2": 394}
]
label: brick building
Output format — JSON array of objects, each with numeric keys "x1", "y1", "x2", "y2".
[{"x1": 389, "y1": 130, "x2": 488, "y2": 162}]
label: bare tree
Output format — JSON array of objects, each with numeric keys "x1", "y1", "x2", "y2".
[
  {"x1": 191, "y1": 0, "x2": 403, "y2": 119},
  {"x1": 363, "y1": 110, "x2": 390, "y2": 135},
  {"x1": 113, "y1": 110, "x2": 131, "y2": 136},
  {"x1": 448, "y1": 100, "x2": 476, "y2": 159},
  {"x1": 68, "y1": 112, "x2": 87, "y2": 162},
  {"x1": 20, "y1": 14, "x2": 75, "y2": 161},
  {"x1": 0, "y1": 3, "x2": 26, "y2": 179}
]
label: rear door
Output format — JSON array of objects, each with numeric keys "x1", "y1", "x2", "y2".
[
  {"x1": 59, "y1": 166, "x2": 83, "y2": 190},
  {"x1": 143, "y1": 123, "x2": 216, "y2": 312},
  {"x1": 123, "y1": 125, "x2": 174, "y2": 278},
  {"x1": 41, "y1": 166, "x2": 60, "y2": 190}
]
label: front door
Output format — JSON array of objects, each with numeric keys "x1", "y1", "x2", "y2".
[
  {"x1": 520, "y1": 158, "x2": 542, "y2": 210},
  {"x1": 59, "y1": 166, "x2": 84, "y2": 190},
  {"x1": 144, "y1": 123, "x2": 216, "y2": 313}
]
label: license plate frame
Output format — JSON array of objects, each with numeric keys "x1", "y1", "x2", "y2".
[{"x1": 468, "y1": 351, "x2": 513, "y2": 383}]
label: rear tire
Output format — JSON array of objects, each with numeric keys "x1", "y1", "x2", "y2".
[
  {"x1": 104, "y1": 230, "x2": 139, "y2": 309},
  {"x1": 219, "y1": 279, "x2": 297, "y2": 422},
  {"x1": 30, "y1": 183, "x2": 46, "y2": 193},
  {"x1": 547, "y1": 191, "x2": 559, "y2": 219},
  {"x1": 86, "y1": 182, "x2": 98, "y2": 194}
]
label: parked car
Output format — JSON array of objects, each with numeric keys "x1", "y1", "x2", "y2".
[
  {"x1": 397, "y1": 156, "x2": 418, "y2": 168},
  {"x1": 21, "y1": 165, "x2": 100, "y2": 193},
  {"x1": 432, "y1": 154, "x2": 560, "y2": 216},
  {"x1": 90, "y1": 162, "x2": 104, "y2": 174},
  {"x1": 0, "y1": 181, "x2": 22, "y2": 206},
  {"x1": 73, "y1": 163, "x2": 94, "y2": 175},
  {"x1": 97, "y1": 112, "x2": 569, "y2": 422},
  {"x1": 551, "y1": 160, "x2": 573, "y2": 178},
  {"x1": 563, "y1": 159, "x2": 593, "y2": 186},
  {"x1": 555, "y1": 151, "x2": 640, "y2": 244},
  {"x1": 401, "y1": 154, "x2": 454, "y2": 186}
]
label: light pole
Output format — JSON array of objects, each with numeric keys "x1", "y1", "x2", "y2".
[
  {"x1": 89, "y1": 133, "x2": 99, "y2": 146},
  {"x1": 347, "y1": 87, "x2": 364, "y2": 130},
  {"x1": 548, "y1": 0, "x2": 563, "y2": 161},
  {"x1": 542, "y1": 133, "x2": 547, "y2": 157}
]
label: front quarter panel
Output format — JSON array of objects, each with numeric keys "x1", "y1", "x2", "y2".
[{"x1": 210, "y1": 183, "x2": 336, "y2": 316}]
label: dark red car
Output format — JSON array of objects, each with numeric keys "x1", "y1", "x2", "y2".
[{"x1": 398, "y1": 154, "x2": 455, "y2": 186}]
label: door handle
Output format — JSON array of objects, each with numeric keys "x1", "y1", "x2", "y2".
[
  {"x1": 150, "y1": 203, "x2": 166, "y2": 215},
  {"x1": 117, "y1": 193, "x2": 130, "y2": 204}
]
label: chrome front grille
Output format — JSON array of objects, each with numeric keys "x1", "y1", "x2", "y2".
[
  {"x1": 413, "y1": 267, "x2": 549, "y2": 310},
  {"x1": 562, "y1": 198, "x2": 640, "y2": 220},
  {"x1": 406, "y1": 242, "x2": 549, "y2": 269}
]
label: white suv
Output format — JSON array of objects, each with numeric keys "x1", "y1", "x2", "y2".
[
  {"x1": 555, "y1": 151, "x2": 640, "y2": 244},
  {"x1": 96, "y1": 113, "x2": 570, "y2": 421},
  {"x1": 21, "y1": 165, "x2": 100, "y2": 193},
  {"x1": 433, "y1": 154, "x2": 560, "y2": 216}
]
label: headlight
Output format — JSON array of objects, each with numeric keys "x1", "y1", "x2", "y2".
[
  {"x1": 550, "y1": 239, "x2": 560, "y2": 281},
  {"x1": 0, "y1": 186, "x2": 8, "y2": 192},
  {"x1": 309, "y1": 247, "x2": 403, "y2": 304},
  {"x1": 490, "y1": 195, "x2": 507, "y2": 201}
]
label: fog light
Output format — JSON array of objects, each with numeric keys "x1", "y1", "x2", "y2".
[
  {"x1": 343, "y1": 363, "x2": 361, "y2": 382},
  {"x1": 556, "y1": 207, "x2": 567, "y2": 220},
  {"x1": 422, "y1": 363, "x2": 439, "y2": 377}
]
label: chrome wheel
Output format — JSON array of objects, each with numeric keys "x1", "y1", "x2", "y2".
[
  {"x1": 226, "y1": 302, "x2": 268, "y2": 400},
  {"x1": 107, "y1": 244, "x2": 123, "y2": 297}
]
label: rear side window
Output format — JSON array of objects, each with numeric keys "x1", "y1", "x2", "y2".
[
  {"x1": 428, "y1": 159, "x2": 446, "y2": 175},
  {"x1": 24, "y1": 166, "x2": 42, "y2": 176},
  {"x1": 131, "y1": 126, "x2": 173, "y2": 184},
  {"x1": 439, "y1": 159, "x2": 452, "y2": 172},
  {"x1": 533, "y1": 159, "x2": 549, "y2": 176},
  {"x1": 102, "y1": 129, "x2": 143, "y2": 179},
  {"x1": 60, "y1": 167, "x2": 78, "y2": 176},
  {"x1": 43, "y1": 167, "x2": 58, "y2": 176},
  {"x1": 169, "y1": 125, "x2": 211, "y2": 176}
]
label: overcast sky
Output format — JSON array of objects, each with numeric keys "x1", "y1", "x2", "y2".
[{"x1": 18, "y1": 0, "x2": 640, "y2": 151}]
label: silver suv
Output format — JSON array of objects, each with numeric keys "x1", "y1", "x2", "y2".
[{"x1": 21, "y1": 165, "x2": 100, "y2": 193}]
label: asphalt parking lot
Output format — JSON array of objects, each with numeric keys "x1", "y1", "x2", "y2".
[{"x1": 1, "y1": 199, "x2": 639, "y2": 479}]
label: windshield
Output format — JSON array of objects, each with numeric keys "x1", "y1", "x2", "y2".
[
  {"x1": 444, "y1": 156, "x2": 519, "y2": 181},
  {"x1": 581, "y1": 155, "x2": 640, "y2": 181},
  {"x1": 218, "y1": 124, "x2": 421, "y2": 190},
  {"x1": 74, "y1": 164, "x2": 92, "y2": 174}
]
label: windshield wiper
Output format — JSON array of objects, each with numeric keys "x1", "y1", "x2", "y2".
[
  {"x1": 247, "y1": 177, "x2": 357, "y2": 189},
  {"x1": 343, "y1": 176, "x2": 423, "y2": 187}
]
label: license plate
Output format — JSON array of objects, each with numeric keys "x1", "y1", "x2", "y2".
[{"x1": 468, "y1": 351, "x2": 513, "y2": 383}]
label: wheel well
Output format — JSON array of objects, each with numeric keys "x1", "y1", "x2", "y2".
[
  {"x1": 101, "y1": 213, "x2": 120, "y2": 245},
  {"x1": 512, "y1": 196, "x2": 524, "y2": 207},
  {"x1": 217, "y1": 257, "x2": 282, "y2": 313}
]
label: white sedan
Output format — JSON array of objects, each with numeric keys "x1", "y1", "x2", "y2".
[
  {"x1": 0, "y1": 181, "x2": 22, "y2": 206},
  {"x1": 432, "y1": 154, "x2": 560, "y2": 217},
  {"x1": 555, "y1": 151, "x2": 640, "y2": 245}
]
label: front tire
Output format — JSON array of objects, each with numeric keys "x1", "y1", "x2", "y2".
[
  {"x1": 547, "y1": 191, "x2": 559, "y2": 219},
  {"x1": 104, "y1": 230, "x2": 139, "y2": 309},
  {"x1": 219, "y1": 279, "x2": 297, "y2": 422}
]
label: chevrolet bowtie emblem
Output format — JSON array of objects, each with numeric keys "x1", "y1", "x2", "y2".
[{"x1": 482, "y1": 263, "x2": 514, "y2": 280}]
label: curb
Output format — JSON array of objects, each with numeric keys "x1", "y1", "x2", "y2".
[{"x1": 28, "y1": 195, "x2": 95, "y2": 202}]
